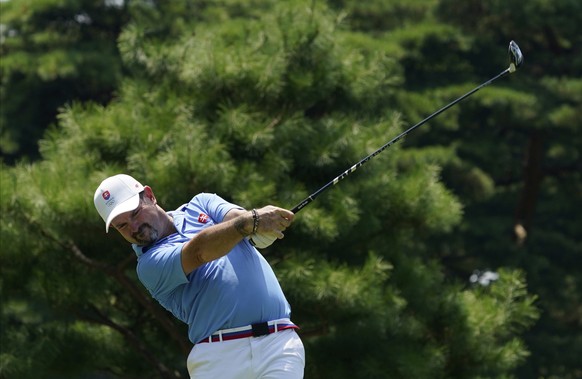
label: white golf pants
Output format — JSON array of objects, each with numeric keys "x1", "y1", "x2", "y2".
[{"x1": 187, "y1": 329, "x2": 305, "y2": 378}]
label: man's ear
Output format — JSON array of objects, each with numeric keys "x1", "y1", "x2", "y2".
[{"x1": 143, "y1": 186, "x2": 157, "y2": 205}]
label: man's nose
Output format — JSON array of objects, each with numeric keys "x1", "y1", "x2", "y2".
[{"x1": 129, "y1": 218, "x2": 141, "y2": 234}]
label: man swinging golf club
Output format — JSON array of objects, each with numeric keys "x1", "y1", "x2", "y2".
[{"x1": 94, "y1": 174, "x2": 305, "y2": 379}]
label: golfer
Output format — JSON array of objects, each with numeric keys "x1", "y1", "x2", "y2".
[{"x1": 94, "y1": 174, "x2": 305, "y2": 378}]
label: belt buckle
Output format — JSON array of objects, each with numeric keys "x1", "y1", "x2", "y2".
[{"x1": 251, "y1": 322, "x2": 270, "y2": 337}]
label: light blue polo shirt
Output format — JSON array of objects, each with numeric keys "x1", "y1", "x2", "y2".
[{"x1": 132, "y1": 193, "x2": 291, "y2": 344}]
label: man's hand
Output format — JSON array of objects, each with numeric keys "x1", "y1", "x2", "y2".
[
  {"x1": 226, "y1": 206, "x2": 294, "y2": 248},
  {"x1": 252, "y1": 206, "x2": 294, "y2": 240}
]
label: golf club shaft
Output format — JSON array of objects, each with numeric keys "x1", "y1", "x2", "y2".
[{"x1": 291, "y1": 67, "x2": 511, "y2": 214}]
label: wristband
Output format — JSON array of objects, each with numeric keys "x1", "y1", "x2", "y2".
[{"x1": 251, "y1": 209, "x2": 259, "y2": 235}]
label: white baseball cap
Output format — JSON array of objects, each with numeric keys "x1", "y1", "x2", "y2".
[{"x1": 94, "y1": 174, "x2": 144, "y2": 232}]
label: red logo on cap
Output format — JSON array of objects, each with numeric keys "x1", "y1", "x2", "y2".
[
  {"x1": 198, "y1": 213, "x2": 209, "y2": 224},
  {"x1": 102, "y1": 191, "x2": 111, "y2": 200}
]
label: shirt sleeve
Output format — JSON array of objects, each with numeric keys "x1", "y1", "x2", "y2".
[{"x1": 136, "y1": 243, "x2": 188, "y2": 299}]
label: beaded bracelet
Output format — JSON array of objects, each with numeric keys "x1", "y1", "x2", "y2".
[{"x1": 251, "y1": 209, "x2": 259, "y2": 235}]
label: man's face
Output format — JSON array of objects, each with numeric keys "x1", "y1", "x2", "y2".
[{"x1": 111, "y1": 196, "x2": 160, "y2": 245}]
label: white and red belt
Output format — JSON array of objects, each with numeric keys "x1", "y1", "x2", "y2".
[{"x1": 198, "y1": 318, "x2": 299, "y2": 344}]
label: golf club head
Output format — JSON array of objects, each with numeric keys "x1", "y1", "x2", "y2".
[{"x1": 508, "y1": 40, "x2": 523, "y2": 73}]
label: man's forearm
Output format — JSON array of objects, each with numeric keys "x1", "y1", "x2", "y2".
[
  {"x1": 180, "y1": 205, "x2": 293, "y2": 274},
  {"x1": 181, "y1": 210, "x2": 254, "y2": 275}
]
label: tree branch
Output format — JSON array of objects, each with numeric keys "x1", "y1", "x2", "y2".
[
  {"x1": 79, "y1": 303, "x2": 184, "y2": 379},
  {"x1": 28, "y1": 215, "x2": 191, "y2": 355},
  {"x1": 108, "y1": 267, "x2": 191, "y2": 355}
]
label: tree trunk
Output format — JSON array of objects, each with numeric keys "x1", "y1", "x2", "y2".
[{"x1": 514, "y1": 130, "x2": 544, "y2": 245}]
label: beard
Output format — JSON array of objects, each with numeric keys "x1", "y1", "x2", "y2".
[{"x1": 133, "y1": 223, "x2": 159, "y2": 246}]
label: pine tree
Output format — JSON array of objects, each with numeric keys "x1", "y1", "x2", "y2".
[
  {"x1": 1, "y1": 0, "x2": 547, "y2": 377},
  {"x1": 0, "y1": 0, "x2": 128, "y2": 162},
  {"x1": 431, "y1": 1, "x2": 582, "y2": 377}
]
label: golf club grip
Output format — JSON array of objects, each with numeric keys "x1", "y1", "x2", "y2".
[{"x1": 290, "y1": 68, "x2": 511, "y2": 214}]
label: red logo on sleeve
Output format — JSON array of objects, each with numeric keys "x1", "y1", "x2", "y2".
[{"x1": 198, "y1": 213, "x2": 209, "y2": 224}]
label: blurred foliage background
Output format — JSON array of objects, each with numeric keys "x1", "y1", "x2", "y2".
[{"x1": 1, "y1": 0, "x2": 580, "y2": 378}]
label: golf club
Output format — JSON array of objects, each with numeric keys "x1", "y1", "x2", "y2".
[{"x1": 290, "y1": 40, "x2": 523, "y2": 214}]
